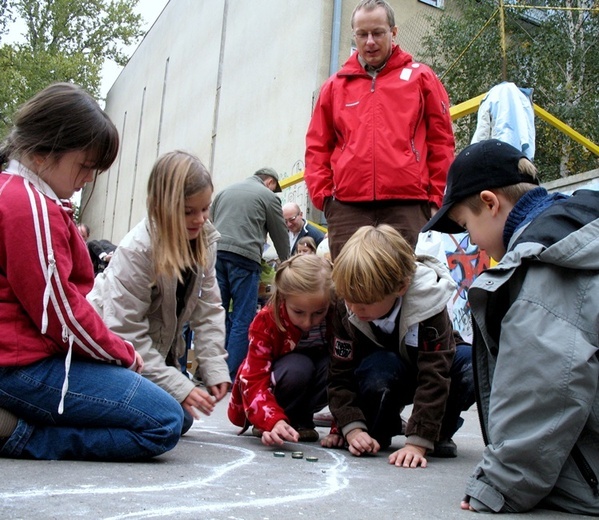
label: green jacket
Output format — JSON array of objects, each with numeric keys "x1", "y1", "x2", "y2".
[{"x1": 211, "y1": 176, "x2": 289, "y2": 265}]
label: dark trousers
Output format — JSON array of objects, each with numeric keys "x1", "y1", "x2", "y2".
[
  {"x1": 355, "y1": 344, "x2": 474, "y2": 445},
  {"x1": 324, "y1": 198, "x2": 431, "y2": 260},
  {"x1": 272, "y1": 350, "x2": 329, "y2": 429}
]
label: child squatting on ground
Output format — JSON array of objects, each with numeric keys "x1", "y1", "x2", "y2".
[
  {"x1": 0, "y1": 83, "x2": 183, "y2": 460},
  {"x1": 325, "y1": 224, "x2": 475, "y2": 467},
  {"x1": 228, "y1": 254, "x2": 334, "y2": 446},
  {"x1": 422, "y1": 139, "x2": 599, "y2": 514},
  {"x1": 88, "y1": 151, "x2": 231, "y2": 435}
]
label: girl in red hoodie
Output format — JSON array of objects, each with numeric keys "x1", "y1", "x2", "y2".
[
  {"x1": 0, "y1": 83, "x2": 182, "y2": 460},
  {"x1": 228, "y1": 254, "x2": 334, "y2": 445}
]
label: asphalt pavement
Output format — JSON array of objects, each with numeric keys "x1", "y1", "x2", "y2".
[{"x1": 1, "y1": 400, "x2": 591, "y2": 519}]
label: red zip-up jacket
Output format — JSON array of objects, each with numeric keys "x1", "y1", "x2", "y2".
[
  {"x1": 305, "y1": 45, "x2": 454, "y2": 211},
  {"x1": 0, "y1": 165, "x2": 137, "y2": 370}
]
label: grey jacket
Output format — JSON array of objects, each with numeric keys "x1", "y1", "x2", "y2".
[
  {"x1": 466, "y1": 190, "x2": 599, "y2": 514},
  {"x1": 210, "y1": 175, "x2": 289, "y2": 265},
  {"x1": 88, "y1": 218, "x2": 230, "y2": 403}
]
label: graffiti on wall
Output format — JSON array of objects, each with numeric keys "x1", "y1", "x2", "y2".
[{"x1": 442, "y1": 232, "x2": 491, "y2": 342}]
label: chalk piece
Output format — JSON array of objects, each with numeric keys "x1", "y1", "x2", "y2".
[
  {"x1": 291, "y1": 451, "x2": 304, "y2": 459},
  {"x1": 273, "y1": 452, "x2": 285, "y2": 457},
  {"x1": 306, "y1": 456, "x2": 318, "y2": 462}
]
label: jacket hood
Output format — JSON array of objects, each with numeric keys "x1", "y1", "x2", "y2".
[{"x1": 506, "y1": 190, "x2": 599, "y2": 271}]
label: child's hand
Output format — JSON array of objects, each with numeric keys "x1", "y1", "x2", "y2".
[
  {"x1": 461, "y1": 496, "x2": 475, "y2": 511},
  {"x1": 131, "y1": 351, "x2": 144, "y2": 373},
  {"x1": 345, "y1": 429, "x2": 380, "y2": 456},
  {"x1": 182, "y1": 387, "x2": 216, "y2": 419},
  {"x1": 261, "y1": 420, "x2": 299, "y2": 446},
  {"x1": 321, "y1": 432, "x2": 344, "y2": 448},
  {"x1": 388, "y1": 443, "x2": 428, "y2": 468},
  {"x1": 207, "y1": 382, "x2": 230, "y2": 402}
]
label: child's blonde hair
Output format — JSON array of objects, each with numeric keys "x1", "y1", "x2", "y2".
[
  {"x1": 333, "y1": 224, "x2": 416, "y2": 304},
  {"x1": 269, "y1": 254, "x2": 334, "y2": 331},
  {"x1": 147, "y1": 150, "x2": 213, "y2": 281},
  {"x1": 453, "y1": 158, "x2": 539, "y2": 216}
]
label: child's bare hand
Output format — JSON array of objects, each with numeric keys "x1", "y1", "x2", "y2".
[
  {"x1": 461, "y1": 496, "x2": 475, "y2": 511},
  {"x1": 345, "y1": 429, "x2": 380, "y2": 456},
  {"x1": 207, "y1": 382, "x2": 230, "y2": 402},
  {"x1": 321, "y1": 432, "x2": 345, "y2": 448},
  {"x1": 261, "y1": 420, "x2": 299, "y2": 446},
  {"x1": 182, "y1": 387, "x2": 216, "y2": 419},
  {"x1": 388, "y1": 443, "x2": 428, "y2": 468}
]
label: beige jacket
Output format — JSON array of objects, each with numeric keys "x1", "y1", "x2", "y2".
[{"x1": 88, "y1": 218, "x2": 230, "y2": 403}]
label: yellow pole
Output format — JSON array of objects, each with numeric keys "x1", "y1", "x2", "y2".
[{"x1": 499, "y1": 0, "x2": 507, "y2": 81}]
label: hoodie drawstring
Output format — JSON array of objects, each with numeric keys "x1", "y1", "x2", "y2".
[
  {"x1": 58, "y1": 325, "x2": 74, "y2": 415},
  {"x1": 40, "y1": 251, "x2": 56, "y2": 334}
]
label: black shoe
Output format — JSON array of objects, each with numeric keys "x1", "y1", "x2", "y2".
[
  {"x1": 297, "y1": 428, "x2": 319, "y2": 442},
  {"x1": 430, "y1": 438, "x2": 457, "y2": 458}
]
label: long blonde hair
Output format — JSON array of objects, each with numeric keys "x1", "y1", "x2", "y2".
[
  {"x1": 147, "y1": 150, "x2": 213, "y2": 280},
  {"x1": 269, "y1": 254, "x2": 334, "y2": 331}
]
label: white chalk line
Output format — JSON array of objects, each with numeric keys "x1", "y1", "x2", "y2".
[
  {"x1": 1, "y1": 428, "x2": 350, "y2": 519},
  {"x1": 103, "y1": 448, "x2": 349, "y2": 519}
]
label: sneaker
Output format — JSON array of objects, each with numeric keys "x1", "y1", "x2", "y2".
[
  {"x1": 430, "y1": 438, "x2": 458, "y2": 458},
  {"x1": 297, "y1": 427, "x2": 319, "y2": 442}
]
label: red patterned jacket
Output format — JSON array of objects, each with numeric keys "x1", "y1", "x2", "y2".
[{"x1": 228, "y1": 303, "x2": 332, "y2": 431}]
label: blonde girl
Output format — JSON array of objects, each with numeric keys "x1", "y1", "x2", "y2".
[
  {"x1": 89, "y1": 151, "x2": 230, "y2": 435},
  {"x1": 228, "y1": 254, "x2": 334, "y2": 446},
  {"x1": 0, "y1": 83, "x2": 182, "y2": 460}
]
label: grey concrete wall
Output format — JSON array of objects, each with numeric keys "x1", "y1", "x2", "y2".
[{"x1": 544, "y1": 168, "x2": 599, "y2": 194}]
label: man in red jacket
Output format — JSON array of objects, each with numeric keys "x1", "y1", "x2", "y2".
[{"x1": 304, "y1": 0, "x2": 454, "y2": 260}]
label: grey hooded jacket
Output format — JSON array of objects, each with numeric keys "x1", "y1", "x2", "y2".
[{"x1": 466, "y1": 190, "x2": 599, "y2": 514}]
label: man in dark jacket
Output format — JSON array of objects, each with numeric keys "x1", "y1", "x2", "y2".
[{"x1": 282, "y1": 202, "x2": 325, "y2": 255}]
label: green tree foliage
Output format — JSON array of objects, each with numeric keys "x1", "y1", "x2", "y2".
[
  {"x1": 0, "y1": 0, "x2": 143, "y2": 136},
  {"x1": 419, "y1": 0, "x2": 599, "y2": 181}
]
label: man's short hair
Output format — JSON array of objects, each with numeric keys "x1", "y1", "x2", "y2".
[{"x1": 351, "y1": 0, "x2": 395, "y2": 28}]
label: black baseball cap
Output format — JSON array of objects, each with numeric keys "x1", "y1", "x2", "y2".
[{"x1": 422, "y1": 139, "x2": 538, "y2": 234}]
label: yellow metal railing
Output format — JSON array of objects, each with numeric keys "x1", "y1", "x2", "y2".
[{"x1": 450, "y1": 95, "x2": 599, "y2": 156}]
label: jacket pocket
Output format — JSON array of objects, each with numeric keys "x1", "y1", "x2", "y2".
[{"x1": 571, "y1": 444, "x2": 599, "y2": 497}]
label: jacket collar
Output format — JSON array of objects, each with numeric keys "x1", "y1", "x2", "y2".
[
  {"x1": 339, "y1": 45, "x2": 413, "y2": 77},
  {"x1": 5, "y1": 159, "x2": 62, "y2": 205}
]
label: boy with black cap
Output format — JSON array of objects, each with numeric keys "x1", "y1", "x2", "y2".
[{"x1": 423, "y1": 139, "x2": 599, "y2": 515}]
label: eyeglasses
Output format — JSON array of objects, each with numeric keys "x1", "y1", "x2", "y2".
[
  {"x1": 353, "y1": 29, "x2": 390, "y2": 42},
  {"x1": 284, "y1": 213, "x2": 300, "y2": 224}
]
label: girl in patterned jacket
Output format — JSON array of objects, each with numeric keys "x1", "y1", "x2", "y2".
[
  {"x1": 228, "y1": 254, "x2": 334, "y2": 445},
  {"x1": 0, "y1": 83, "x2": 183, "y2": 460}
]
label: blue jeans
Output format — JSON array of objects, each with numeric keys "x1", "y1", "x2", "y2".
[
  {"x1": 355, "y1": 344, "x2": 474, "y2": 444},
  {"x1": 216, "y1": 257, "x2": 260, "y2": 381},
  {"x1": 0, "y1": 357, "x2": 183, "y2": 460}
]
